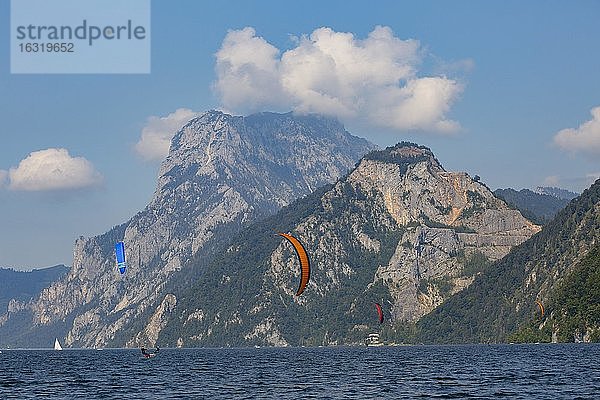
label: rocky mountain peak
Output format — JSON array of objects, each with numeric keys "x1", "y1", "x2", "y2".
[
  {"x1": 0, "y1": 111, "x2": 374, "y2": 348},
  {"x1": 155, "y1": 110, "x2": 373, "y2": 209},
  {"x1": 363, "y1": 142, "x2": 443, "y2": 171},
  {"x1": 343, "y1": 144, "x2": 539, "y2": 321}
]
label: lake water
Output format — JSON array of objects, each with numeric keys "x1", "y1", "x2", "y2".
[{"x1": 0, "y1": 344, "x2": 598, "y2": 399}]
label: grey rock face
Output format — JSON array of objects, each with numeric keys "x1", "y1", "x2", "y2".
[
  {"x1": 349, "y1": 145, "x2": 539, "y2": 321},
  {"x1": 2, "y1": 111, "x2": 373, "y2": 348}
]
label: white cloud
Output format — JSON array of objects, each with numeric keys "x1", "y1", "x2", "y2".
[
  {"x1": 135, "y1": 108, "x2": 200, "y2": 161},
  {"x1": 215, "y1": 28, "x2": 284, "y2": 113},
  {"x1": 553, "y1": 106, "x2": 600, "y2": 156},
  {"x1": 6, "y1": 148, "x2": 102, "y2": 191},
  {"x1": 214, "y1": 26, "x2": 463, "y2": 133}
]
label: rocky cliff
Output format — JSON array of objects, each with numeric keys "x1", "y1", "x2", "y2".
[
  {"x1": 353, "y1": 146, "x2": 539, "y2": 322},
  {"x1": 0, "y1": 111, "x2": 373, "y2": 348},
  {"x1": 418, "y1": 179, "x2": 599, "y2": 344},
  {"x1": 159, "y1": 143, "x2": 539, "y2": 347}
]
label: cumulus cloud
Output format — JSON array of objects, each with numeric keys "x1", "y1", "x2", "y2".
[
  {"x1": 6, "y1": 148, "x2": 102, "y2": 191},
  {"x1": 135, "y1": 108, "x2": 200, "y2": 161},
  {"x1": 214, "y1": 26, "x2": 463, "y2": 133},
  {"x1": 553, "y1": 106, "x2": 600, "y2": 156}
]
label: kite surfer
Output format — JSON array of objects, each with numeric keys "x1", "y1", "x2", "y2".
[{"x1": 141, "y1": 346, "x2": 160, "y2": 358}]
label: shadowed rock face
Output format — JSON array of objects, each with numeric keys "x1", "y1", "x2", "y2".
[{"x1": 1, "y1": 111, "x2": 374, "y2": 348}]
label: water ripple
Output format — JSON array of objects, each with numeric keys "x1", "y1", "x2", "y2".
[{"x1": 0, "y1": 344, "x2": 599, "y2": 399}]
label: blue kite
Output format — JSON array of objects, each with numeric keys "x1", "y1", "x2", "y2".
[{"x1": 115, "y1": 241, "x2": 127, "y2": 275}]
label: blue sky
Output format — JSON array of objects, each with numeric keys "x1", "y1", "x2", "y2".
[{"x1": 1, "y1": 0, "x2": 600, "y2": 269}]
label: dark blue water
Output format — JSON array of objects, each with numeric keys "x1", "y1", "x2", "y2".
[{"x1": 1, "y1": 344, "x2": 598, "y2": 399}]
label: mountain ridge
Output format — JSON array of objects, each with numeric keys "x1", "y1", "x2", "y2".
[{"x1": 534, "y1": 186, "x2": 579, "y2": 201}]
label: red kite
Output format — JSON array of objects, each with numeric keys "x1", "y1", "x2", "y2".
[{"x1": 375, "y1": 302, "x2": 384, "y2": 324}]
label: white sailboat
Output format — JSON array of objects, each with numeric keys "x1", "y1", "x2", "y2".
[{"x1": 54, "y1": 338, "x2": 63, "y2": 351}]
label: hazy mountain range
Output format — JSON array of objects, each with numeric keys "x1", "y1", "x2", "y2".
[
  {"x1": 0, "y1": 265, "x2": 68, "y2": 315},
  {"x1": 494, "y1": 188, "x2": 573, "y2": 225},
  {"x1": 534, "y1": 186, "x2": 579, "y2": 201}
]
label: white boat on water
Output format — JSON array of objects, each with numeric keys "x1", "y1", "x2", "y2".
[
  {"x1": 54, "y1": 338, "x2": 63, "y2": 351},
  {"x1": 365, "y1": 333, "x2": 384, "y2": 347}
]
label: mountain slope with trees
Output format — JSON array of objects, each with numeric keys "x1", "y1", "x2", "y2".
[
  {"x1": 494, "y1": 188, "x2": 571, "y2": 224},
  {"x1": 152, "y1": 143, "x2": 538, "y2": 347},
  {"x1": 418, "y1": 179, "x2": 600, "y2": 343}
]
